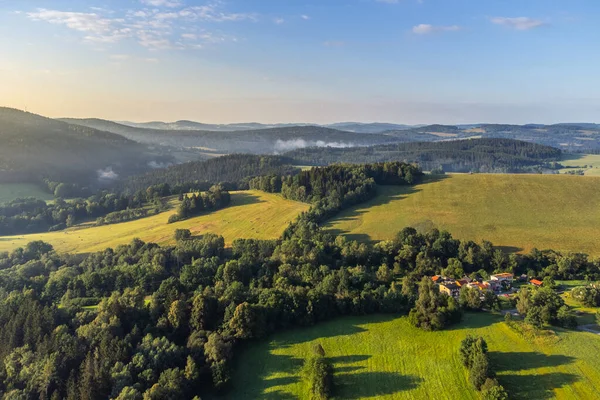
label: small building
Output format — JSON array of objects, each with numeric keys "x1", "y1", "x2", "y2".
[
  {"x1": 439, "y1": 282, "x2": 460, "y2": 298},
  {"x1": 490, "y1": 273, "x2": 514, "y2": 283},
  {"x1": 530, "y1": 279, "x2": 543, "y2": 287},
  {"x1": 456, "y1": 278, "x2": 470, "y2": 288},
  {"x1": 431, "y1": 275, "x2": 442, "y2": 283}
]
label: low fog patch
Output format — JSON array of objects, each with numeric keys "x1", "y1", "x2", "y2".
[
  {"x1": 274, "y1": 139, "x2": 355, "y2": 153},
  {"x1": 97, "y1": 167, "x2": 119, "y2": 182},
  {"x1": 148, "y1": 161, "x2": 173, "y2": 169}
]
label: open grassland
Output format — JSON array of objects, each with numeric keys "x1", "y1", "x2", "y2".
[
  {"x1": 325, "y1": 174, "x2": 600, "y2": 255},
  {"x1": 230, "y1": 313, "x2": 600, "y2": 400},
  {"x1": 0, "y1": 183, "x2": 53, "y2": 204},
  {"x1": 0, "y1": 191, "x2": 308, "y2": 254},
  {"x1": 560, "y1": 154, "x2": 600, "y2": 176}
]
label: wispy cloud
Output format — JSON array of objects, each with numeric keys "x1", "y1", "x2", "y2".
[
  {"x1": 412, "y1": 24, "x2": 461, "y2": 35},
  {"x1": 25, "y1": 2, "x2": 253, "y2": 51},
  {"x1": 301, "y1": 15, "x2": 310, "y2": 20},
  {"x1": 274, "y1": 18, "x2": 285, "y2": 25},
  {"x1": 490, "y1": 17, "x2": 545, "y2": 30},
  {"x1": 140, "y1": 0, "x2": 182, "y2": 8}
]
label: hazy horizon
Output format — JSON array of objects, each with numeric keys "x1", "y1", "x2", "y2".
[{"x1": 1, "y1": 0, "x2": 599, "y2": 124}]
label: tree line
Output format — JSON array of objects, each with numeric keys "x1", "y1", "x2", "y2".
[
  {"x1": 0, "y1": 215, "x2": 597, "y2": 398},
  {"x1": 284, "y1": 138, "x2": 562, "y2": 173},
  {"x1": 118, "y1": 154, "x2": 300, "y2": 194},
  {"x1": 168, "y1": 185, "x2": 231, "y2": 224}
]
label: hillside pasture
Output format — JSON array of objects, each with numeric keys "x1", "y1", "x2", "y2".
[
  {"x1": 230, "y1": 313, "x2": 600, "y2": 399},
  {"x1": 0, "y1": 190, "x2": 308, "y2": 254},
  {"x1": 0, "y1": 183, "x2": 53, "y2": 204},
  {"x1": 325, "y1": 174, "x2": 600, "y2": 255},
  {"x1": 559, "y1": 154, "x2": 600, "y2": 176}
]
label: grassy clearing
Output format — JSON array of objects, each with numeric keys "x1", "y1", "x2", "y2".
[
  {"x1": 230, "y1": 313, "x2": 600, "y2": 400},
  {"x1": 0, "y1": 183, "x2": 53, "y2": 204},
  {"x1": 559, "y1": 154, "x2": 600, "y2": 176},
  {"x1": 0, "y1": 191, "x2": 308, "y2": 254},
  {"x1": 325, "y1": 174, "x2": 600, "y2": 255}
]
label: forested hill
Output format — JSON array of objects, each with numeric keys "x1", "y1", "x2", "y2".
[
  {"x1": 118, "y1": 154, "x2": 300, "y2": 193},
  {"x1": 284, "y1": 138, "x2": 562, "y2": 173},
  {"x1": 62, "y1": 118, "x2": 397, "y2": 153},
  {"x1": 0, "y1": 108, "x2": 162, "y2": 184}
]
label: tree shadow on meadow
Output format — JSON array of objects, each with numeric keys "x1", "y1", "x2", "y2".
[
  {"x1": 489, "y1": 351, "x2": 579, "y2": 400},
  {"x1": 228, "y1": 192, "x2": 266, "y2": 208},
  {"x1": 229, "y1": 315, "x2": 403, "y2": 399},
  {"x1": 334, "y1": 371, "x2": 423, "y2": 399}
]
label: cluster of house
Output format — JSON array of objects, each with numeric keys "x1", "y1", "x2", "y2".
[
  {"x1": 432, "y1": 273, "x2": 547, "y2": 298},
  {"x1": 432, "y1": 273, "x2": 517, "y2": 299}
]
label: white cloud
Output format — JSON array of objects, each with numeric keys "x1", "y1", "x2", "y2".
[
  {"x1": 274, "y1": 18, "x2": 285, "y2": 25},
  {"x1": 26, "y1": 2, "x2": 252, "y2": 51},
  {"x1": 140, "y1": 0, "x2": 182, "y2": 8},
  {"x1": 490, "y1": 17, "x2": 545, "y2": 31},
  {"x1": 301, "y1": 15, "x2": 310, "y2": 20},
  {"x1": 412, "y1": 24, "x2": 461, "y2": 35}
]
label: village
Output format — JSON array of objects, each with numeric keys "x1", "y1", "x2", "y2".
[{"x1": 431, "y1": 272, "x2": 545, "y2": 299}]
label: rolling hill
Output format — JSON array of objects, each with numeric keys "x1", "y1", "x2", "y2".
[
  {"x1": 285, "y1": 138, "x2": 562, "y2": 173},
  {"x1": 60, "y1": 118, "x2": 398, "y2": 154},
  {"x1": 230, "y1": 313, "x2": 600, "y2": 399},
  {"x1": 325, "y1": 174, "x2": 600, "y2": 255},
  {"x1": 0, "y1": 190, "x2": 309, "y2": 254},
  {"x1": 0, "y1": 108, "x2": 163, "y2": 184}
]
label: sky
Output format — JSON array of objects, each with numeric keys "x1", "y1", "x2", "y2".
[{"x1": 0, "y1": 0, "x2": 599, "y2": 124}]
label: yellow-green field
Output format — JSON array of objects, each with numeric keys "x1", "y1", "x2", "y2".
[
  {"x1": 0, "y1": 191, "x2": 308, "y2": 254},
  {"x1": 0, "y1": 183, "x2": 53, "y2": 204},
  {"x1": 325, "y1": 174, "x2": 600, "y2": 255},
  {"x1": 560, "y1": 154, "x2": 600, "y2": 176},
  {"x1": 230, "y1": 313, "x2": 600, "y2": 399}
]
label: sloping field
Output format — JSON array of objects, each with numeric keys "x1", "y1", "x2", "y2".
[
  {"x1": 230, "y1": 313, "x2": 600, "y2": 399},
  {"x1": 325, "y1": 174, "x2": 600, "y2": 255},
  {"x1": 0, "y1": 183, "x2": 53, "y2": 204},
  {"x1": 560, "y1": 154, "x2": 600, "y2": 176},
  {"x1": 0, "y1": 191, "x2": 308, "y2": 254}
]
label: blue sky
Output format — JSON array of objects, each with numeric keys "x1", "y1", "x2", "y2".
[{"x1": 0, "y1": 0, "x2": 599, "y2": 124}]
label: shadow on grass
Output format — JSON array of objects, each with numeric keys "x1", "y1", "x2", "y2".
[
  {"x1": 499, "y1": 373, "x2": 580, "y2": 400},
  {"x1": 489, "y1": 351, "x2": 575, "y2": 372},
  {"x1": 228, "y1": 315, "x2": 402, "y2": 399},
  {"x1": 488, "y1": 350, "x2": 579, "y2": 399},
  {"x1": 229, "y1": 192, "x2": 266, "y2": 208},
  {"x1": 446, "y1": 312, "x2": 502, "y2": 331},
  {"x1": 335, "y1": 372, "x2": 423, "y2": 399}
]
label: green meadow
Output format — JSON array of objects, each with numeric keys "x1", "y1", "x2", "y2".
[
  {"x1": 560, "y1": 153, "x2": 600, "y2": 176},
  {"x1": 0, "y1": 190, "x2": 308, "y2": 254},
  {"x1": 0, "y1": 183, "x2": 53, "y2": 204},
  {"x1": 230, "y1": 313, "x2": 600, "y2": 400},
  {"x1": 325, "y1": 174, "x2": 600, "y2": 255}
]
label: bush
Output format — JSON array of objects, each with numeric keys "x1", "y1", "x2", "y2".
[
  {"x1": 174, "y1": 229, "x2": 192, "y2": 241},
  {"x1": 481, "y1": 379, "x2": 509, "y2": 400},
  {"x1": 469, "y1": 351, "x2": 490, "y2": 390},
  {"x1": 301, "y1": 348, "x2": 333, "y2": 400}
]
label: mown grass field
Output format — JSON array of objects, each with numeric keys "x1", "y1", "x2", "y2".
[
  {"x1": 560, "y1": 154, "x2": 600, "y2": 176},
  {"x1": 230, "y1": 313, "x2": 600, "y2": 400},
  {"x1": 325, "y1": 174, "x2": 600, "y2": 255},
  {"x1": 0, "y1": 183, "x2": 53, "y2": 204},
  {"x1": 0, "y1": 191, "x2": 308, "y2": 254}
]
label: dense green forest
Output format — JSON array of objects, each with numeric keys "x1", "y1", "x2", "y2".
[
  {"x1": 285, "y1": 138, "x2": 562, "y2": 173},
  {"x1": 0, "y1": 108, "x2": 165, "y2": 185},
  {"x1": 0, "y1": 223, "x2": 592, "y2": 398},
  {"x1": 0, "y1": 161, "x2": 596, "y2": 399},
  {"x1": 118, "y1": 154, "x2": 300, "y2": 194}
]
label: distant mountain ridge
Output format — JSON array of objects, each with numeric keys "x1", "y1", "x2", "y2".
[{"x1": 0, "y1": 108, "x2": 162, "y2": 184}]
